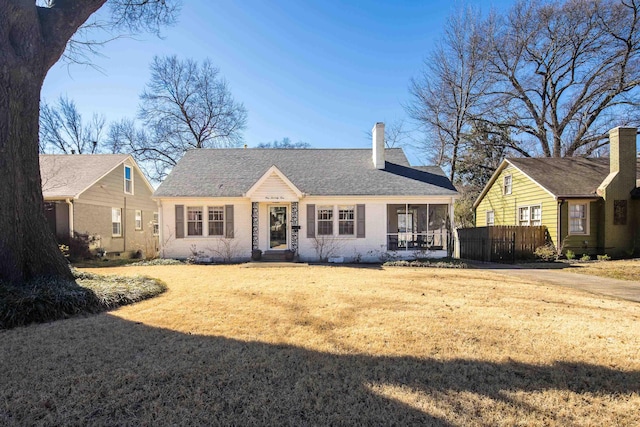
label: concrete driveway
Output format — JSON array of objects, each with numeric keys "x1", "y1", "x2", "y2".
[{"x1": 468, "y1": 261, "x2": 640, "y2": 303}]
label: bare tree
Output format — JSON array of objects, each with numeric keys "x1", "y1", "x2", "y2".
[
  {"x1": 407, "y1": 5, "x2": 490, "y2": 182},
  {"x1": 120, "y1": 55, "x2": 248, "y2": 180},
  {"x1": 39, "y1": 95, "x2": 106, "y2": 154},
  {"x1": 364, "y1": 119, "x2": 410, "y2": 148},
  {"x1": 257, "y1": 137, "x2": 310, "y2": 149},
  {"x1": 454, "y1": 121, "x2": 513, "y2": 227},
  {"x1": 0, "y1": 0, "x2": 179, "y2": 284},
  {"x1": 483, "y1": 0, "x2": 640, "y2": 157}
]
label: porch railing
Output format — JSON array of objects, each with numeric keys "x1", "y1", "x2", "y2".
[{"x1": 386, "y1": 231, "x2": 448, "y2": 251}]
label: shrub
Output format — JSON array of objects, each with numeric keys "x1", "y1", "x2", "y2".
[
  {"x1": 0, "y1": 269, "x2": 166, "y2": 329},
  {"x1": 565, "y1": 250, "x2": 575, "y2": 260},
  {"x1": 127, "y1": 259, "x2": 184, "y2": 267},
  {"x1": 383, "y1": 259, "x2": 467, "y2": 269},
  {"x1": 597, "y1": 254, "x2": 611, "y2": 261},
  {"x1": 59, "y1": 244, "x2": 70, "y2": 258},
  {"x1": 57, "y1": 232, "x2": 96, "y2": 262},
  {"x1": 534, "y1": 244, "x2": 557, "y2": 262},
  {"x1": 580, "y1": 254, "x2": 591, "y2": 262}
]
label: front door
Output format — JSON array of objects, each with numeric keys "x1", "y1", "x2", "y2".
[{"x1": 269, "y1": 205, "x2": 288, "y2": 249}]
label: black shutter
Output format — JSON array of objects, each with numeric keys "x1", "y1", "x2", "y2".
[
  {"x1": 356, "y1": 204, "x2": 365, "y2": 238},
  {"x1": 307, "y1": 204, "x2": 315, "y2": 238},
  {"x1": 225, "y1": 205, "x2": 234, "y2": 238},
  {"x1": 175, "y1": 205, "x2": 184, "y2": 238}
]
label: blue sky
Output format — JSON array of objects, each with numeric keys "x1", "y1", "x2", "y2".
[{"x1": 42, "y1": 0, "x2": 514, "y2": 165}]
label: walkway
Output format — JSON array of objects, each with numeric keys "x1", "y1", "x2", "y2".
[{"x1": 467, "y1": 261, "x2": 640, "y2": 303}]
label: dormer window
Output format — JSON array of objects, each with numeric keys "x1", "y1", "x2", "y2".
[{"x1": 124, "y1": 165, "x2": 133, "y2": 194}]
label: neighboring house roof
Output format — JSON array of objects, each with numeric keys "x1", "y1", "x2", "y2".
[
  {"x1": 474, "y1": 157, "x2": 640, "y2": 209},
  {"x1": 154, "y1": 148, "x2": 458, "y2": 198},
  {"x1": 40, "y1": 154, "x2": 153, "y2": 199}
]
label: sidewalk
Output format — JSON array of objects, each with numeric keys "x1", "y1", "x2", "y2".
[{"x1": 467, "y1": 261, "x2": 640, "y2": 303}]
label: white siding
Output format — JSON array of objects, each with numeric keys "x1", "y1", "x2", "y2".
[
  {"x1": 157, "y1": 195, "x2": 456, "y2": 261},
  {"x1": 297, "y1": 196, "x2": 455, "y2": 262},
  {"x1": 159, "y1": 198, "x2": 252, "y2": 261},
  {"x1": 249, "y1": 173, "x2": 300, "y2": 202}
]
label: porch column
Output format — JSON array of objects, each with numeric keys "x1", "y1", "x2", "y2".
[
  {"x1": 251, "y1": 202, "x2": 259, "y2": 250},
  {"x1": 291, "y1": 201, "x2": 299, "y2": 253}
]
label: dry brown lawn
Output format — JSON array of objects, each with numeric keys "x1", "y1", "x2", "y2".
[
  {"x1": 568, "y1": 258, "x2": 640, "y2": 281},
  {"x1": 1, "y1": 264, "x2": 639, "y2": 426}
]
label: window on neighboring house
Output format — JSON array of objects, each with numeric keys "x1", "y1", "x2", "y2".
[
  {"x1": 135, "y1": 210, "x2": 142, "y2": 230},
  {"x1": 124, "y1": 165, "x2": 133, "y2": 194},
  {"x1": 503, "y1": 175, "x2": 512, "y2": 195},
  {"x1": 338, "y1": 206, "x2": 355, "y2": 235},
  {"x1": 317, "y1": 206, "x2": 333, "y2": 235},
  {"x1": 112, "y1": 208, "x2": 122, "y2": 237},
  {"x1": 153, "y1": 212, "x2": 159, "y2": 236},
  {"x1": 187, "y1": 206, "x2": 203, "y2": 236},
  {"x1": 569, "y1": 202, "x2": 588, "y2": 235},
  {"x1": 518, "y1": 206, "x2": 530, "y2": 226},
  {"x1": 486, "y1": 211, "x2": 494, "y2": 226},
  {"x1": 208, "y1": 206, "x2": 224, "y2": 236},
  {"x1": 530, "y1": 205, "x2": 542, "y2": 226},
  {"x1": 518, "y1": 205, "x2": 542, "y2": 226}
]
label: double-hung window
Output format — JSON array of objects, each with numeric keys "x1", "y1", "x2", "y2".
[
  {"x1": 187, "y1": 206, "x2": 203, "y2": 236},
  {"x1": 317, "y1": 206, "x2": 334, "y2": 235},
  {"x1": 518, "y1": 206, "x2": 530, "y2": 226},
  {"x1": 338, "y1": 206, "x2": 355, "y2": 235},
  {"x1": 503, "y1": 175, "x2": 512, "y2": 195},
  {"x1": 208, "y1": 206, "x2": 224, "y2": 236},
  {"x1": 486, "y1": 211, "x2": 495, "y2": 226},
  {"x1": 124, "y1": 165, "x2": 133, "y2": 194},
  {"x1": 135, "y1": 210, "x2": 142, "y2": 230},
  {"x1": 530, "y1": 205, "x2": 542, "y2": 226},
  {"x1": 153, "y1": 212, "x2": 159, "y2": 236},
  {"x1": 112, "y1": 208, "x2": 122, "y2": 237},
  {"x1": 569, "y1": 202, "x2": 588, "y2": 235},
  {"x1": 518, "y1": 205, "x2": 541, "y2": 226}
]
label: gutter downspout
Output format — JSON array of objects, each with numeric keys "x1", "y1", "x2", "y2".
[
  {"x1": 65, "y1": 199, "x2": 74, "y2": 237},
  {"x1": 157, "y1": 200, "x2": 163, "y2": 258},
  {"x1": 123, "y1": 197, "x2": 127, "y2": 253},
  {"x1": 557, "y1": 199, "x2": 563, "y2": 250}
]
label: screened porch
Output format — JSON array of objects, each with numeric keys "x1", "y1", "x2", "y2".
[{"x1": 386, "y1": 204, "x2": 451, "y2": 251}]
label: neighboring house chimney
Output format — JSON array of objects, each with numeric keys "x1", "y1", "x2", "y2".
[
  {"x1": 597, "y1": 126, "x2": 638, "y2": 256},
  {"x1": 609, "y1": 127, "x2": 637, "y2": 188},
  {"x1": 372, "y1": 122, "x2": 385, "y2": 169}
]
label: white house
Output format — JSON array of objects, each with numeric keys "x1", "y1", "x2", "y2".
[{"x1": 153, "y1": 123, "x2": 459, "y2": 262}]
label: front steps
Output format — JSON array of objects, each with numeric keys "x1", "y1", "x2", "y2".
[{"x1": 260, "y1": 250, "x2": 294, "y2": 262}]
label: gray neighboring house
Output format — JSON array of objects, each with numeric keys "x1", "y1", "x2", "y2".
[
  {"x1": 153, "y1": 123, "x2": 459, "y2": 262},
  {"x1": 40, "y1": 154, "x2": 158, "y2": 257}
]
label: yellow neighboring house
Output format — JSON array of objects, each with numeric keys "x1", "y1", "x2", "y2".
[{"x1": 473, "y1": 127, "x2": 640, "y2": 257}]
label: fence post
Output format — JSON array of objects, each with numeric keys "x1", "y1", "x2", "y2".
[{"x1": 512, "y1": 232, "x2": 516, "y2": 263}]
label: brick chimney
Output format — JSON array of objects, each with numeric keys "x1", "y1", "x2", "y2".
[
  {"x1": 372, "y1": 122, "x2": 385, "y2": 169},
  {"x1": 597, "y1": 126, "x2": 638, "y2": 256},
  {"x1": 608, "y1": 127, "x2": 637, "y2": 189}
]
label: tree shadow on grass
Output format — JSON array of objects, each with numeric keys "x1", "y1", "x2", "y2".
[{"x1": 1, "y1": 315, "x2": 638, "y2": 425}]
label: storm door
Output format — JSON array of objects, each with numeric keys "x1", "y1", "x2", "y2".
[{"x1": 269, "y1": 205, "x2": 288, "y2": 249}]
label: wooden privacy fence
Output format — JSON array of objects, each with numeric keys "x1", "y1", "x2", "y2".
[{"x1": 457, "y1": 226, "x2": 548, "y2": 263}]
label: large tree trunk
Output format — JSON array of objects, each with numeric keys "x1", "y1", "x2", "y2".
[
  {"x1": 0, "y1": 64, "x2": 74, "y2": 283},
  {"x1": 0, "y1": 0, "x2": 106, "y2": 284}
]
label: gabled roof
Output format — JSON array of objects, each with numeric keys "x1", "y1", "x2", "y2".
[
  {"x1": 40, "y1": 154, "x2": 153, "y2": 199},
  {"x1": 244, "y1": 165, "x2": 303, "y2": 199},
  {"x1": 474, "y1": 157, "x2": 640, "y2": 209},
  {"x1": 153, "y1": 148, "x2": 458, "y2": 198}
]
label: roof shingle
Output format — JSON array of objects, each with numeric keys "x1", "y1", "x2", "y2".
[
  {"x1": 40, "y1": 154, "x2": 129, "y2": 198},
  {"x1": 154, "y1": 148, "x2": 458, "y2": 198},
  {"x1": 507, "y1": 157, "x2": 640, "y2": 197}
]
